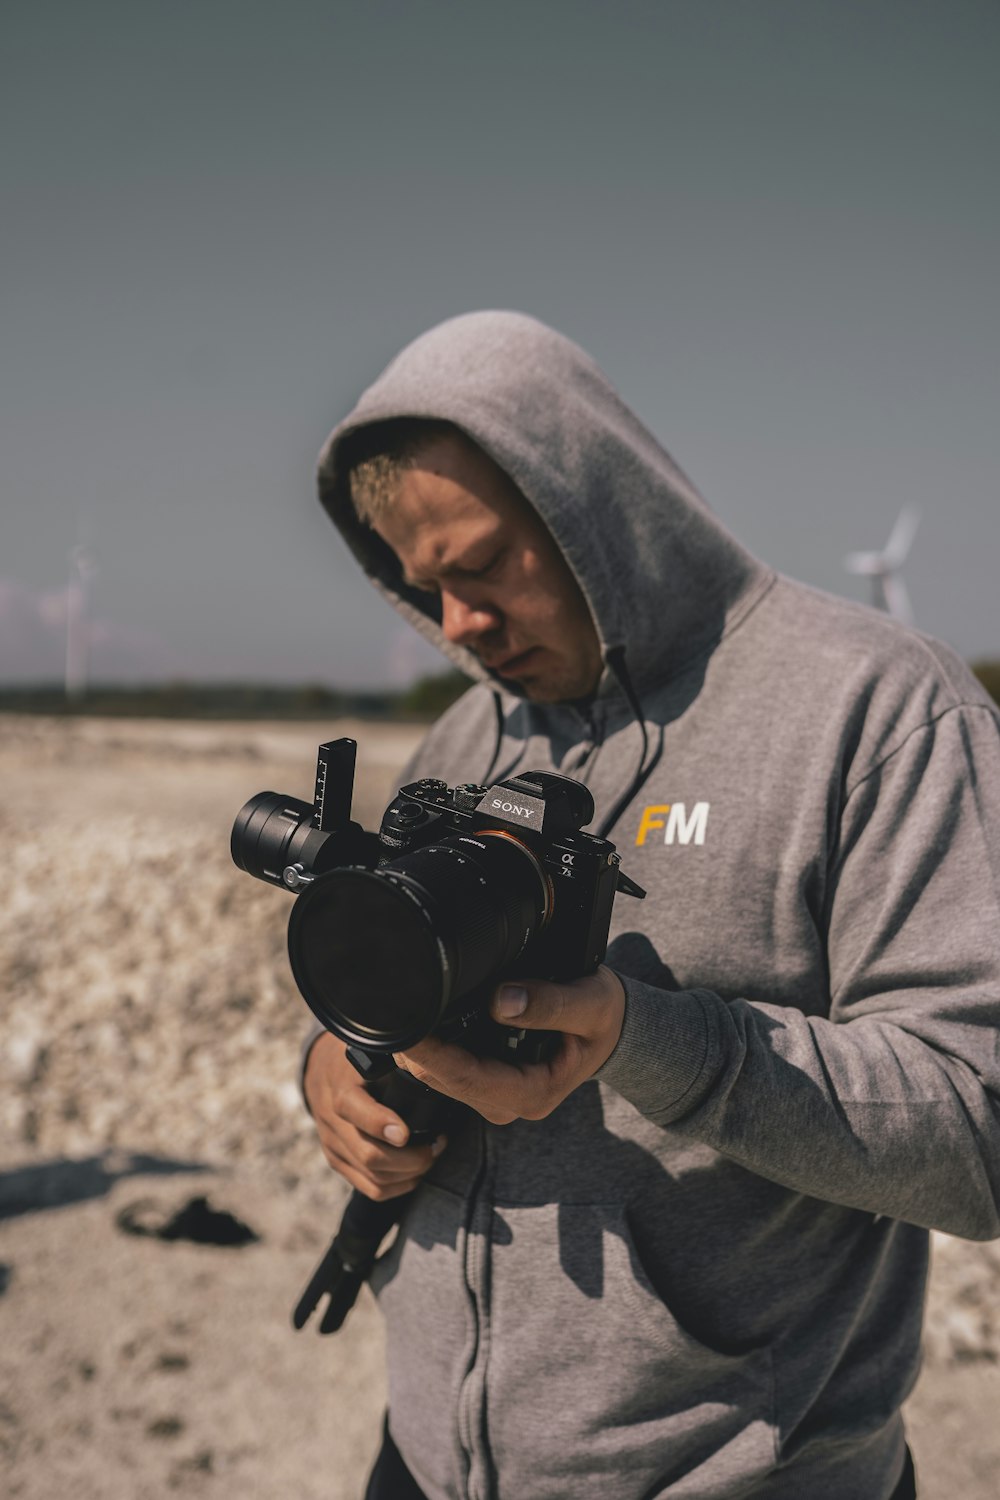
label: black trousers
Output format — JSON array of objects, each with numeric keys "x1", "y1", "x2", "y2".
[
  {"x1": 364, "y1": 1423, "x2": 917, "y2": 1500},
  {"x1": 364, "y1": 1420, "x2": 428, "y2": 1500},
  {"x1": 893, "y1": 1445, "x2": 918, "y2": 1500}
]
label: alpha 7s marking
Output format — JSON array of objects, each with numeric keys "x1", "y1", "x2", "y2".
[{"x1": 635, "y1": 803, "x2": 710, "y2": 847}]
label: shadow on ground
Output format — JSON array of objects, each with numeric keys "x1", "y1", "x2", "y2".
[{"x1": 0, "y1": 1152, "x2": 210, "y2": 1220}]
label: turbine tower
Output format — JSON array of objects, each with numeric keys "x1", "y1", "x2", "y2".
[
  {"x1": 65, "y1": 542, "x2": 97, "y2": 701},
  {"x1": 844, "y1": 507, "x2": 919, "y2": 625}
]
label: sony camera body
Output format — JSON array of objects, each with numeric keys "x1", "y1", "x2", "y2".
[{"x1": 232, "y1": 738, "x2": 643, "y2": 1062}]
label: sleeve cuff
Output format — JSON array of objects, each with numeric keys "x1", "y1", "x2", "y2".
[
  {"x1": 299, "y1": 1020, "x2": 329, "y2": 1117},
  {"x1": 596, "y1": 976, "x2": 723, "y2": 1125}
]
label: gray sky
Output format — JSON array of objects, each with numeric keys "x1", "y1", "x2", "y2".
[{"x1": 2, "y1": 0, "x2": 998, "y2": 687}]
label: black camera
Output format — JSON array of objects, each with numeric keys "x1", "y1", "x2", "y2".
[
  {"x1": 230, "y1": 737, "x2": 643, "y2": 1334},
  {"x1": 231, "y1": 737, "x2": 644, "y2": 1060}
]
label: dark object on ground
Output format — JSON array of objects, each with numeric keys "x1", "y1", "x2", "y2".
[{"x1": 116, "y1": 1194, "x2": 260, "y2": 1247}]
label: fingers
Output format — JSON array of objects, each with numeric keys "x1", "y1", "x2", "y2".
[
  {"x1": 303, "y1": 1030, "x2": 447, "y2": 1201},
  {"x1": 335, "y1": 1073, "x2": 413, "y2": 1145},
  {"x1": 317, "y1": 1121, "x2": 446, "y2": 1202},
  {"x1": 491, "y1": 965, "x2": 625, "y2": 1040},
  {"x1": 303, "y1": 969, "x2": 627, "y2": 1175},
  {"x1": 398, "y1": 1035, "x2": 547, "y2": 1126},
  {"x1": 398, "y1": 968, "x2": 627, "y2": 1127}
]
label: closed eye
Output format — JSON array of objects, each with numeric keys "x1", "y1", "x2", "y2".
[
  {"x1": 403, "y1": 548, "x2": 505, "y2": 593},
  {"x1": 460, "y1": 551, "x2": 503, "y2": 580}
]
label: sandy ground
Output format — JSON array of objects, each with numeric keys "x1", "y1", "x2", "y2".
[{"x1": 1, "y1": 714, "x2": 999, "y2": 1499}]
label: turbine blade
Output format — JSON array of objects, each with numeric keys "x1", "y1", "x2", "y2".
[
  {"x1": 882, "y1": 574, "x2": 913, "y2": 625},
  {"x1": 844, "y1": 551, "x2": 883, "y2": 574},
  {"x1": 884, "y1": 507, "x2": 919, "y2": 567}
]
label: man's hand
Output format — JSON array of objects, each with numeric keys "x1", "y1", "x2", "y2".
[
  {"x1": 303, "y1": 1031, "x2": 446, "y2": 1201},
  {"x1": 395, "y1": 965, "x2": 626, "y2": 1125}
]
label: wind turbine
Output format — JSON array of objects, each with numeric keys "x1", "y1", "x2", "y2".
[
  {"x1": 65, "y1": 541, "x2": 97, "y2": 701},
  {"x1": 844, "y1": 507, "x2": 919, "y2": 625}
]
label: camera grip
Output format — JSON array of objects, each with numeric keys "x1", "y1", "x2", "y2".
[
  {"x1": 294, "y1": 1190, "x2": 406, "y2": 1334},
  {"x1": 294, "y1": 1060, "x2": 459, "y2": 1333}
]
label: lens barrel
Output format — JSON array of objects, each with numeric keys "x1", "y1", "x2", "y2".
[
  {"x1": 287, "y1": 831, "x2": 550, "y2": 1050},
  {"x1": 231, "y1": 792, "x2": 325, "y2": 888}
]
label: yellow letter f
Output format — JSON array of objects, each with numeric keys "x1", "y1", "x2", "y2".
[{"x1": 635, "y1": 805, "x2": 670, "y2": 847}]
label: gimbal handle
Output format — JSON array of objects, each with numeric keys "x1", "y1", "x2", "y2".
[{"x1": 293, "y1": 1052, "x2": 457, "y2": 1335}]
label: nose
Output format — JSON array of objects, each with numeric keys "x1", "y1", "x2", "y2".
[{"x1": 440, "y1": 588, "x2": 501, "y2": 646}]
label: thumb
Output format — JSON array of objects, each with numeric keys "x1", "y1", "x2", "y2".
[
  {"x1": 491, "y1": 978, "x2": 566, "y2": 1031},
  {"x1": 491, "y1": 967, "x2": 626, "y2": 1038}
]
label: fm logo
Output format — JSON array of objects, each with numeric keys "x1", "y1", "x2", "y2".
[{"x1": 635, "y1": 803, "x2": 710, "y2": 847}]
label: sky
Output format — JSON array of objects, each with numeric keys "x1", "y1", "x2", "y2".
[{"x1": 2, "y1": 0, "x2": 998, "y2": 688}]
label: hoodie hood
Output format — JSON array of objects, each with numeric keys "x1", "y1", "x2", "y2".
[{"x1": 317, "y1": 311, "x2": 772, "y2": 702}]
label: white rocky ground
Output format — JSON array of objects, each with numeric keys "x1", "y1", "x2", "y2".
[{"x1": 0, "y1": 714, "x2": 997, "y2": 1499}]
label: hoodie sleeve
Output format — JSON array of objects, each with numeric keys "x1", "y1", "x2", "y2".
[{"x1": 598, "y1": 702, "x2": 1000, "y2": 1240}]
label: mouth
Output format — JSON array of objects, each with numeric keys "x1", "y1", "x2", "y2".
[{"x1": 485, "y1": 647, "x2": 539, "y2": 678}]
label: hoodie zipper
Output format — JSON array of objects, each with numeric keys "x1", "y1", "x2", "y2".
[{"x1": 456, "y1": 1123, "x2": 496, "y2": 1500}]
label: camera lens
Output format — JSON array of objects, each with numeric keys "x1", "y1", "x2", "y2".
[
  {"x1": 230, "y1": 792, "x2": 319, "y2": 886},
  {"x1": 287, "y1": 832, "x2": 551, "y2": 1050}
]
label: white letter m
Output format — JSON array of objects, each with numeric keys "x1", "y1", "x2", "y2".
[{"x1": 664, "y1": 802, "x2": 709, "y2": 846}]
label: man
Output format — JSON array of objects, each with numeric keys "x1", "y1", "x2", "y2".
[{"x1": 303, "y1": 311, "x2": 1000, "y2": 1500}]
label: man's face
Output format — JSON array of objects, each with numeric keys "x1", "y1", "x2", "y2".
[{"x1": 372, "y1": 434, "x2": 602, "y2": 703}]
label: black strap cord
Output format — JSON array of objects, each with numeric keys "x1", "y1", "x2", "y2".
[{"x1": 595, "y1": 645, "x2": 665, "y2": 839}]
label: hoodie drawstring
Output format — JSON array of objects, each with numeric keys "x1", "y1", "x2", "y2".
[
  {"x1": 596, "y1": 646, "x2": 664, "y2": 839},
  {"x1": 482, "y1": 652, "x2": 663, "y2": 842},
  {"x1": 480, "y1": 690, "x2": 509, "y2": 785}
]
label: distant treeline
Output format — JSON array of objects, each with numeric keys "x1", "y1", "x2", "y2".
[
  {"x1": 0, "y1": 670, "x2": 471, "y2": 721},
  {"x1": 2, "y1": 662, "x2": 998, "y2": 719},
  {"x1": 974, "y1": 660, "x2": 1000, "y2": 707}
]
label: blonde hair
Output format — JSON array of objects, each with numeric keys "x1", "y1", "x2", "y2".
[
  {"x1": 345, "y1": 419, "x2": 460, "y2": 525},
  {"x1": 349, "y1": 453, "x2": 404, "y2": 524}
]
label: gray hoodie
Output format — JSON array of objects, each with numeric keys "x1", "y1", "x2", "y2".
[{"x1": 315, "y1": 311, "x2": 1000, "y2": 1500}]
